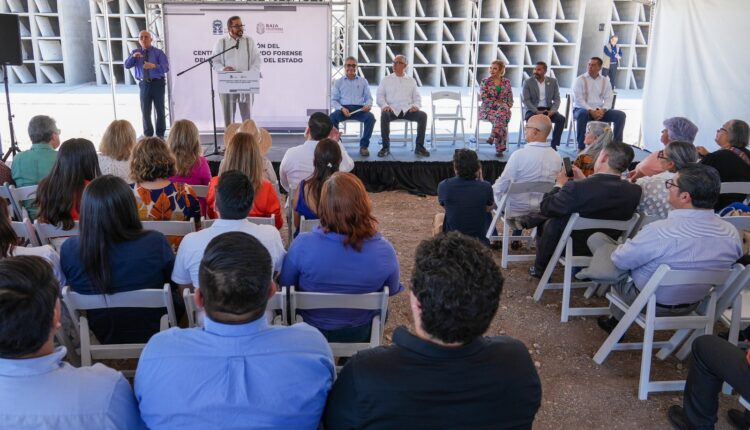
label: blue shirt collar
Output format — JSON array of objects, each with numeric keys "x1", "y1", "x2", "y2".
[
  {"x1": 203, "y1": 315, "x2": 269, "y2": 337},
  {"x1": 667, "y1": 208, "x2": 717, "y2": 219},
  {"x1": 0, "y1": 346, "x2": 66, "y2": 377}
]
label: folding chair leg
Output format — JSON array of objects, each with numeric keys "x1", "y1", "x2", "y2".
[
  {"x1": 561, "y1": 253, "x2": 573, "y2": 322},
  {"x1": 501, "y1": 221, "x2": 510, "y2": 269},
  {"x1": 638, "y1": 301, "x2": 657, "y2": 400},
  {"x1": 656, "y1": 328, "x2": 692, "y2": 360}
]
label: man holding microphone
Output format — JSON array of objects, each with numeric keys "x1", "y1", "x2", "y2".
[{"x1": 125, "y1": 30, "x2": 170, "y2": 138}]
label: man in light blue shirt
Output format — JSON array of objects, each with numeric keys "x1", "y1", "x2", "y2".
[
  {"x1": 136, "y1": 232, "x2": 334, "y2": 430},
  {"x1": 330, "y1": 56, "x2": 376, "y2": 156},
  {"x1": 597, "y1": 164, "x2": 743, "y2": 332},
  {"x1": 0, "y1": 256, "x2": 145, "y2": 430}
]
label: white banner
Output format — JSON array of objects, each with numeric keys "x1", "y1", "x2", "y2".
[
  {"x1": 164, "y1": 2, "x2": 331, "y2": 131},
  {"x1": 641, "y1": 0, "x2": 750, "y2": 151}
]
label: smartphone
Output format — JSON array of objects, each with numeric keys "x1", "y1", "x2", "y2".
[{"x1": 563, "y1": 157, "x2": 573, "y2": 178}]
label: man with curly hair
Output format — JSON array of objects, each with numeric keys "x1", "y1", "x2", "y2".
[{"x1": 324, "y1": 232, "x2": 542, "y2": 429}]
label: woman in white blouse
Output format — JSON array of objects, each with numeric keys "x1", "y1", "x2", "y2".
[
  {"x1": 98, "y1": 120, "x2": 136, "y2": 183},
  {"x1": 636, "y1": 140, "x2": 698, "y2": 219}
]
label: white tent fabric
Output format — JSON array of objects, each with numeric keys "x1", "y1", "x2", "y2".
[{"x1": 641, "y1": 0, "x2": 750, "y2": 151}]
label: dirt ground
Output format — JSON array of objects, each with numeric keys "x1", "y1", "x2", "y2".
[{"x1": 365, "y1": 190, "x2": 740, "y2": 430}]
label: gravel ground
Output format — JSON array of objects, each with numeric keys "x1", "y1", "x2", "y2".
[{"x1": 365, "y1": 190, "x2": 740, "y2": 430}]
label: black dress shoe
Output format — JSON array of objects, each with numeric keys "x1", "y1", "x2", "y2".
[
  {"x1": 667, "y1": 405, "x2": 694, "y2": 430},
  {"x1": 415, "y1": 146, "x2": 430, "y2": 157},
  {"x1": 529, "y1": 266, "x2": 542, "y2": 279},
  {"x1": 728, "y1": 408, "x2": 750, "y2": 430},
  {"x1": 377, "y1": 147, "x2": 390, "y2": 157},
  {"x1": 597, "y1": 316, "x2": 620, "y2": 334}
]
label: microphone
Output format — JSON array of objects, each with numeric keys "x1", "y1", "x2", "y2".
[{"x1": 235, "y1": 38, "x2": 240, "y2": 50}]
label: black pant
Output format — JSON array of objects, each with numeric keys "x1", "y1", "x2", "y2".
[
  {"x1": 683, "y1": 335, "x2": 750, "y2": 429},
  {"x1": 524, "y1": 109, "x2": 566, "y2": 150},
  {"x1": 380, "y1": 109, "x2": 427, "y2": 149},
  {"x1": 139, "y1": 78, "x2": 166, "y2": 138}
]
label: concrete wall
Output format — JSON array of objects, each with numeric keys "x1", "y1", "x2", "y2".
[{"x1": 577, "y1": 0, "x2": 613, "y2": 76}]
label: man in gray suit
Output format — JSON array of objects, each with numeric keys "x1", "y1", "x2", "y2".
[{"x1": 522, "y1": 62, "x2": 566, "y2": 149}]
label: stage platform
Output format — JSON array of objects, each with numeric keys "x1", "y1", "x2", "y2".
[{"x1": 202, "y1": 131, "x2": 650, "y2": 196}]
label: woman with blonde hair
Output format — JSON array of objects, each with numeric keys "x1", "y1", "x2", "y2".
[
  {"x1": 98, "y1": 119, "x2": 136, "y2": 182},
  {"x1": 479, "y1": 60, "x2": 513, "y2": 156},
  {"x1": 168, "y1": 119, "x2": 211, "y2": 214},
  {"x1": 280, "y1": 172, "x2": 401, "y2": 342},
  {"x1": 206, "y1": 132, "x2": 282, "y2": 228},
  {"x1": 239, "y1": 119, "x2": 278, "y2": 187}
]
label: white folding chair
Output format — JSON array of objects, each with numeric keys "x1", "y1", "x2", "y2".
[
  {"x1": 592, "y1": 264, "x2": 742, "y2": 400},
  {"x1": 430, "y1": 90, "x2": 466, "y2": 149},
  {"x1": 202, "y1": 215, "x2": 275, "y2": 229},
  {"x1": 34, "y1": 219, "x2": 79, "y2": 251},
  {"x1": 629, "y1": 211, "x2": 662, "y2": 238},
  {"x1": 720, "y1": 216, "x2": 750, "y2": 348},
  {"x1": 486, "y1": 181, "x2": 555, "y2": 268},
  {"x1": 286, "y1": 186, "x2": 297, "y2": 243},
  {"x1": 533, "y1": 213, "x2": 640, "y2": 322},
  {"x1": 62, "y1": 283, "x2": 177, "y2": 376},
  {"x1": 1, "y1": 183, "x2": 16, "y2": 220},
  {"x1": 289, "y1": 286, "x2": 388, "y2": 362},
  {"x1": 720, "y1": 182, "x2": 750, "y2": 205},
  {"x1": 191, "y1": 185, "x2": 209, "y2": 198},
  {"x1": 340, "y1": 119, "x2": 364, "y2": 147},
  {"x1": 141, "y1": 220, "x2": 196, "y2": 237},
  {"x1": 299, "y1": 216, "x2": 321, "y2": 234},
  {"x1": 741, "y1": 396, "x2": 750, "y2": 410},
  {"x1": 183, "y1": 287, "x2": 288, "y2": 328},
  {"x1": 11, "y1": 218, "x2": 41, "y2": 247},
  {"x1": 474, "y1": 89, "x2": 493, "y2": 148},
  {"x1": 7, "y1": 184, "x2": 38, "y2": 221},
  {"x1": 383, "y1": 119, "x2": 414, "y2": 149}
]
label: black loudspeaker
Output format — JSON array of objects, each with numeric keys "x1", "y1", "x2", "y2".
[{"x1": 0, "y1": 14, "x2": 23, "y2": 66}]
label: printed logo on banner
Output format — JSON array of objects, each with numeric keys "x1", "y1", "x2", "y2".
[
  {"x1": 212, "y1": 20, "x2": 223, "y2": 35},
  {"x1": 256, "y1": 22, "x2": 283, "y2": 34}
]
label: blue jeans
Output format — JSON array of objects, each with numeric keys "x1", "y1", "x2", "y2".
[
  {"x1": 139, "y1": 78, "x2": 166, "y2": 137},
  {"x1": 330, "y1": 105, "x2": 376, "y2": 148},
  {"x1": 573, "y1": 107, "x2": 626, "y2": 150}
]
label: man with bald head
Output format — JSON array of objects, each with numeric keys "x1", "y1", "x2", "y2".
[
  {"x1": 493, "y1": 114, "x2": 562, "y2": 225},
  {"x1": 376, "y1": 54, "x2": 430, "y2": 157},
  {"x1": 125, "y1": 30, "x2": 170, "y2": 138}
]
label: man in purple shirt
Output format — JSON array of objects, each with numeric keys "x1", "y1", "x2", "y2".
[{"x1": 125, "y1": 30, "x2": 169, "y2": 138}]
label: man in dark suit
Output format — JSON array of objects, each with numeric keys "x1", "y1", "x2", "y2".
[
  {"x1": 529, "y1": 141, "x2": 642, "y2": 277},
  {"x1": 522, "y1": 61, "x2": 566, "y2": 149}
]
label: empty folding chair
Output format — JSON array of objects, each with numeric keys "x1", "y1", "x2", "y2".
[{"x1": 430, "y1": 90, "x2": 466, "y2": 149}]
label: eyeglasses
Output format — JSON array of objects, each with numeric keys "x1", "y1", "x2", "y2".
[
  {"x1": 657, "y1": 150, "x2": 670, "y2": 160},
  {"x1": 344, "y1": 64, "x2": 357, "y2": 68},
  {"x1": 230, "y1": 25, "x2": 245, "y2": 29},
  {"x1": 717, "y1": 128, "x2": 728, "y2": 133},
  {"x1": 664, "y1": 179, "x2": 680, "y2": 190},
  {"x1": 393, "y1": 61, "x2": 406, "y2": 65}
]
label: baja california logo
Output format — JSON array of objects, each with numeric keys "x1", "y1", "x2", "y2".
[
  {"x1": 256, "y1": 22, "x2": 265, "y2": 34},
  {"x1": 212, "y1": 20, "x2": 223, "y2": 35}
]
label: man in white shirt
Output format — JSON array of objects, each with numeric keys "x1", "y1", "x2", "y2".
[
  {"x1": 0, "y1": 256, "x2": 145, "y2": 430},
  {"x1": 572, "y1": 57, "x2": 626, "y2": 150},
  {"x1": 376, "y1": 55, "x2": 430, "y2": 158},
  {"x1": 493, "y1": 114, "x2": 561, "y2": 219},
  {"x1": 172, "y1": 170, "x2": 286, "y2": 291},
  {"x1": 279, "y1": 112, "x2": 354, "y2": 192},
  {"x1": 212, "y1": 16, "x2": 261, "y2": 126}
]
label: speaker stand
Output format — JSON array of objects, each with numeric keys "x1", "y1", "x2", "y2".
[{"x1": 1, "y1": 64, "x2": 20, "y2": 163}]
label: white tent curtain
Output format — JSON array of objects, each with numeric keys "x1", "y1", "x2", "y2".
[{"x1": 641, "y1": 0, "x2": 749, "y2": 152}]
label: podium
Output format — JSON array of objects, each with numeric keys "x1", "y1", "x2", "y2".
[{"x1": 218, "y1": 71, "x2": 260, "y2": 95}]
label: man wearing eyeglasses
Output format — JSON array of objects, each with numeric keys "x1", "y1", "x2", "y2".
[
  {"x1": 330, "y1": 57, "x2": 376, "y2": 157},
  {"x1": 595, "y1": 164, "x2": 742, "y2": 334},
  {"x1": 376, "y1": 55, "x2": 430, "y2": 157},
  {"x1": 212, "y1": 16, "x2": 261, "y2": 126}
]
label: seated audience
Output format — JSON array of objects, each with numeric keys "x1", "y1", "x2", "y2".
[
  {"x1": 530, "y1": 141, "x2": 642, "y2": 278},
  {"x1": 0, "y1": 256, "x2": 145, "y2": 429},
  {"x1": 173, "y1": 170, "x2": 285, "y2": 291},
  {"x1": 11, "y1": 115, "x2": 60, "y2": 217},
  {"x1": 36, "y1": 138, "x2": 101, "y2": 229},
  {"x1": 493, "y1": 114, "x2": 561, "y2": 230},
  {"x1": 206, "y1": 132, "x2": 282, "y2": 228},
  {"x1": 628, "y1": 117, "x2": 698, "y2": 181},
  {"x1": 438, "y1": 148, "x2": 493, "y2": 244},
  {"x1": 279, "y1": 112, "x2": 354, "y2": 192},
  {"x1": 667, "y1": 334, "x2": 750, "y2": 430},
  {"x1": 596, "y1": 164, "x2": 743, "y2": 332},
  {"x1": 636, "y1": 141, "x2": 697, "y2": 220},
  {"x1": 130, "y1": 137, "x2": 200, "y2": 225},
  {"x1": 572, "y1": 57, "x2": 626, "y2": 150},
  {"x1": 573, "y1": 121, "x2": 613, "y2": 177},
  {"x1": 292, "y1": 138, "x2": 341, "y2": 232},
  {"x1": 98, "y1": 119, "x2": 136, "y2": 182},
  {"x1": 239, "y1": 119, "x2": 279, "y2": 188},
  {"x1": 136, "y1": 232, "x2": 334, "y2": 429},
  {"x1": 324, "y1": 232, "x2": 542, "y2": 429},
  {"x1": 168, "y1": 119, "x2": 211, "y2": 215},
  {"x1": 0, "y1": 160, "x2": 12, "y2": 186},
  {"x1": 697, "y1": 119, "x2": 750, "y2": 211},
  {"x1": 0, "y1": 200, "x2": 64, "y2": 285},
  {"x1": 61, "y1": 175, "x2": 175, "y2": 344},
  {"x1": 223, "y1": 122, "x2": 240, "y2": 146},
  {"x1": 279, "y1": 172, "x2": 402, "y2": 342}
]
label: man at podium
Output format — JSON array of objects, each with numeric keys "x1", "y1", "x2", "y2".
[{"x1": 212, "y1": 16, "x2": 261, "y2": 126}]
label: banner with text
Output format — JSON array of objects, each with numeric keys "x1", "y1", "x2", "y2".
[{"x1": 164, "y1": 2, "x2": 330, "y2": 132}]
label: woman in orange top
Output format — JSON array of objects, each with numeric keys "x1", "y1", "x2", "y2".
[{"x1": 206, "y1": 132, "x2": 282, "y2": 229}]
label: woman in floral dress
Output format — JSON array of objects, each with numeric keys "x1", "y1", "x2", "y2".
[{"x1": 479, "y1": 60, "x2": 513, "y2": 156}]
